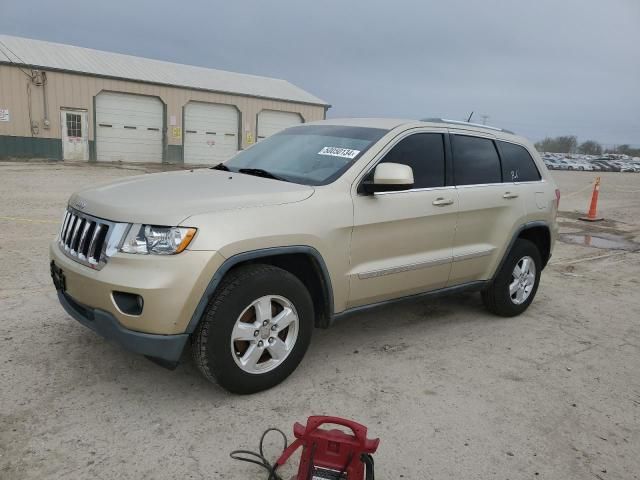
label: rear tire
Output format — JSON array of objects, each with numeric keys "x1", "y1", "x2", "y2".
[
  {"x1": 191, "y1": 264, "x2": 313, "y2": 394},
  {"x1": 481, "y1": 239, "x2": 541, "y2": 317}
]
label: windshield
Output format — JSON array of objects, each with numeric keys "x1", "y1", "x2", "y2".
[{"x1": 222, "y1": 125, "x2": 388, "y2": 185}]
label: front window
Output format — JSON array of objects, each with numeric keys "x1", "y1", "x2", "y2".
[
  {"x1": 223, "y1": 125, "x2": 388, "y2": 186},
  {"x1": 376, "y1": 133, "x2": 446, "y2": 188}
]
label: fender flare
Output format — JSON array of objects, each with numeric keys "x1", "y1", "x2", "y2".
[
  {"x1": 185, "y1": 246, "x2": 334, "y2": 334},
  {"x1": 491, "y1": 220, "x2": 552, "y2": 281}
]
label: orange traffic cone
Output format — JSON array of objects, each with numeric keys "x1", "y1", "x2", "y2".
[{"x1": 579, "y1": 177, "x2": 604, "y2": 222}]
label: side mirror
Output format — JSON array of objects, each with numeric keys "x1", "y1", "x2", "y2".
[{"x1": 361, "y1": 162, "x2": 414, "y2": 194}]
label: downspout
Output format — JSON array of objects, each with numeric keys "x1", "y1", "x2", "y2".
[{"x1": 42, "y1": 71, "x2": 50, "y2": 129}]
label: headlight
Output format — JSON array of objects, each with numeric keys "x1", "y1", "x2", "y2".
[{"x1": 120, "y1": 225, "x2": 196, "y2": 255}]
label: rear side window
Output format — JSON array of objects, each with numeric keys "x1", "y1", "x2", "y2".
[
  {"x1": 498, "y1": 141, "x2": 541, "y2": 182},
  {"x1": 378, "y1": 133, "x2": 445, "y2": 188},
  {"x1": 452, "y1": 135, "x2": 502, "y2": 185}
]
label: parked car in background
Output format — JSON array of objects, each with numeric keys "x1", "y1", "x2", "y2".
[
  {"x1": 554, "y1": 159, "x2": 573, "y2": 170},
  {"x1": 540, "y1": 152, "x2": 639, "y2": 173},
  {"x1": 562, "y1": 158, "x2": 591, "y2": 170},
  {"x1": 611, "y1": 160, "x2": 639, "y2": 172},
  {"x1": 591, "y1": 160, "x2": 621, "y2": 172},
  {"x1": 570, "y1": 159, "x2": 594, "y2": 171},
  {"x1": 543, "y1": 158, "x2": 563, "y2": 170},
  {"x1": 588, "y1": 162, "x2": 603, "y2": 171}
]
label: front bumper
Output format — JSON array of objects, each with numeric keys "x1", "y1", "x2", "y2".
[
  {"x1": 50, "y1": 240, "x2": 226, "y2": 361},
  {"x1": 57, "y1": 289, "x2": 188, "y2": 362},
  {"x1": 50, "y1": 241, "x2": 224, "y2": 334}
]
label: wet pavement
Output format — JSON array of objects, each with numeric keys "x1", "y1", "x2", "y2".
[{"x1": 559, "y1": 232, "x2": 640, "y2": 251}]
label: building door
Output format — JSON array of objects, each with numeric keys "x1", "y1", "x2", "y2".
[
  {"x1": 60, "y1": 109, "x2": 89, "y2": 161},
  {"x1": 95, "y1": 92, "x2": 163, "y2": 163},
  {"x1": 183, "y1": 102, "x2": 239, "y2": 165},
  {"x1": 257, "y1": 110, "x2": 302, "y2": 141}
]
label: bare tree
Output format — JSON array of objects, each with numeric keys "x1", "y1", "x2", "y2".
[
  {"x1": 578, "y1": 140, "x2": 602, "y2": 155},
  {"x1": 535, "y1": 136, "x2": 578, "y2": 153}
]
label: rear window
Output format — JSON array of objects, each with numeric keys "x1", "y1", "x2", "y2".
[
  {"x1": 498, "y1": 141, "x2": 541, "y2": 182},
  {"x1": 452, "y1": 135, "x2": 502, "y2": 185}
]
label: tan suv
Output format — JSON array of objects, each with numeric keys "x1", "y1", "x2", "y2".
[{"x1": 50, "y1": 118, "x2": 559, "y2": 393}]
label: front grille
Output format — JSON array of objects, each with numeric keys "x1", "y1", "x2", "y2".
[{"x1": 58, "y1": 208, "x2": 115, "y2": 269}]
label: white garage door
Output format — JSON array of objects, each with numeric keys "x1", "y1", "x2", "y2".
[
  {"x1": 183, "y1": 103, "x2": 239, "y2": 165},
  {"x1": 257, "y1": 110, "x2": 302, "y2": 141},
  {"x1": 96, "y1": 92, "x2": 163, "y2": 163}
]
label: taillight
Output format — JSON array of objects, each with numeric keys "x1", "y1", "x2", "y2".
[{"x1": 555, "y1": 188, "x2": 561, "y2": 209}]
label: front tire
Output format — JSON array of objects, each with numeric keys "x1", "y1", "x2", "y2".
[
  {"x1": 481, "y1": 239, "x2": 541, "y2": 317},
  {"x1": 191, "y1": 264, "x2": 313, "y2": 394}
]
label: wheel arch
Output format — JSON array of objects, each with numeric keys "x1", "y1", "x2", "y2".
[
  {"x1": 493, "y1": 221, "x2": 552, "y2": 280},
  {"x1": 186, "y1": 246, "x2": 334, "y2": 333}
]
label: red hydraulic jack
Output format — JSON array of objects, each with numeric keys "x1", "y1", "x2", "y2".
[{"x1": 276, "y1": 416, "x2": 380, "y2": 480}]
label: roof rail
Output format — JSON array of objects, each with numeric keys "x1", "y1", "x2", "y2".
[{"x1": 421, "y1": 118, "x2": 514, "y2": 134}]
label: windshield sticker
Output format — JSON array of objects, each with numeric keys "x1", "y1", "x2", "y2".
[{"x1": 318, "y1": 146, "x2": 361, "y2": 159}]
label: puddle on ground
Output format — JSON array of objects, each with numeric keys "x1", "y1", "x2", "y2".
[{"x1": 559, "y1": 233, "x2": 639, "y2": 251}]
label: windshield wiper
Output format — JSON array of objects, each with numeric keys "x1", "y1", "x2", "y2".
[
  {"x1": 238, "y1": 168, "x2": 287, "y2": 182},
  {"x1": 210, "y1": 163, "x2": 230, "y2": 171}
]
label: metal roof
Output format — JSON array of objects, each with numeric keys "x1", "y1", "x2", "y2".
[{"x1": 0, "y1": 35, "x2": 328, "y2": 106}]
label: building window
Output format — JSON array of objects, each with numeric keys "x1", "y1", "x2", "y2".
[{"x1": 66, "y1": 113, "x2": 82, "y2": 138}]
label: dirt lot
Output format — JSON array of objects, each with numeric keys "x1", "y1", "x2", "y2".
[{"x1": 1, "y1": 162, "x2": 639, "y2": 479}]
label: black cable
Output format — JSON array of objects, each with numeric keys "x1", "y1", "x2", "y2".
[
  {"x1": 0, "y1": 40, "x2": 35, "y2": 79},
  {"x1": 230, "y1": 427, "x2": 288, "y2": 480},
  {"x1": 361, "y1": 454, "x2": 375, "y2": 480}
]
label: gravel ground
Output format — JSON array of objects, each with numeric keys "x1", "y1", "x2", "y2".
[{"x1": 1, "y1": 162, "x2": 639, "y2": 479}]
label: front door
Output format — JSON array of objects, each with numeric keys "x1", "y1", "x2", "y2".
[
  {"x1": 348, "y1": 131, "x2": 458, "y2": 308},
  {"x1": 61, "y1": 109, "x2": 89, "y2": 161}
]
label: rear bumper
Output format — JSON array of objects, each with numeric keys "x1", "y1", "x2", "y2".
[{"x1": 57, "y1": 290, "x2": 189, "y2": 362}]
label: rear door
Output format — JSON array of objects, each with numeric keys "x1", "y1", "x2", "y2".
[
  {"x1": 448, "y1": 132, "x2": 526, "y2": 286},
  {"x1": 349, "y1": 130, "x2": 458, "y2": 307}
]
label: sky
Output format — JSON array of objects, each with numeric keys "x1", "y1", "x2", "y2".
[{"x1": 1, "y1": 0, "x2": 638, "y2": 146}]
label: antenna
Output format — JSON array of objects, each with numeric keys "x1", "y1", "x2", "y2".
[{"x1": 466, "y1": 111, "x2": 474, "y2": 122}]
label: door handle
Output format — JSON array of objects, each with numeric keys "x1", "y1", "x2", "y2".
[
  {"x1": 432, "y1": 197, "x2": 454, "y2": 206},
  {"x1": 503, "y1": 192, "x2": 519, "y2": 199}
]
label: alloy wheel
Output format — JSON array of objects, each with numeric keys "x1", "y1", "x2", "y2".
[
  {"x1": 230, "y1": 295, "x2": 299, "y2": 374},
  {"x1": 509, "y1": 256, "x2": 536, "y2": 305}
]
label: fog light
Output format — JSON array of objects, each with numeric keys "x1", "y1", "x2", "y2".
[{"x1": 112, "y1": 291, "x2": 144, "y2": 316}]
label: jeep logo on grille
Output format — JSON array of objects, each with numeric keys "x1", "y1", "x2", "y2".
[{"x1": 74, "y1": 200, "x2": 87, "y2": 210}]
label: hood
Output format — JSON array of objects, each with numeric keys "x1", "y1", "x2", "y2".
[{"x1": 69, "y1": 169, "x2": 315, "y2": 225}]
